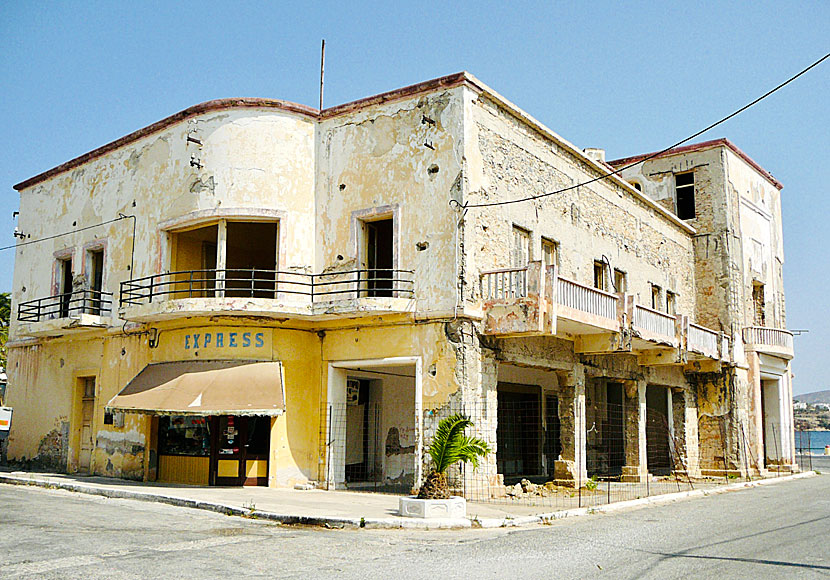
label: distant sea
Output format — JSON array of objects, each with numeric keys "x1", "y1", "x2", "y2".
[{"x1": 796, "y1": 430, "x2": 830, "y2": 453}]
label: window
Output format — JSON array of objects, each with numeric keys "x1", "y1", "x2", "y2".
[
  {"x1": 364, "y1": 218, "x2": 394, "y2": 297},
  {"x1": 541, "y1": 238, "x2": 558, "y2": 268},
  {"x1": 666, "y1": 291, "x2": 677, "y2": 316},
  {"x1": 752, "y1": 282, "x2": 765, "y2": 326},
  {"x1": 593, "y1": 260, "x2": 609, "y2": 291},
  {"x1": 158, "y1": 416, "x2": 210, "y2": 457},
  {"x1": 630, "y1": 181, "x2": 642, "y2": 192},
  {"x1": 651, "y1": 284, "x2": 662, "y2": 311},
  {"x1": 511, "y1": 226, "x2": 531, "y2": 268},
  {"x1": 675, "y1": 172, "x2": 695, "y2": 220},
  {"x1": 613, "y1": 269, "x2": 627, "y2": 293}
]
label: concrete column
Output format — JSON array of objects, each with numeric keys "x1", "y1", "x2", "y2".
[
  {"x1": 679, "y1": 389, "x2": 701, "y2": 477},
  {"x1": 216, "y1": 219, "x2": 227, "y2": 297},
  {"x1": 621, "y1": 379, "x2": 648, "y2": 482},
  {"x1": 554, "y1": 365, "x2": 587, "y2": 486}
]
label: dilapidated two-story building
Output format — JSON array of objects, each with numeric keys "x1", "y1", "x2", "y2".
[{"x1": 5, "y1": 72, "x2": 795, "y2": 496}]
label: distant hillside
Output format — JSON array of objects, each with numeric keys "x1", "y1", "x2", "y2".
[{"x1": 794, "y1": 390, "x2": 830, "y2": 404}]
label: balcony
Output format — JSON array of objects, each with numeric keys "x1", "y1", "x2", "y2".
[
  {"x1": 17, "y1": 290, "x2": 113, "y2": 336},
  {"x1": 479, "y1": 262, "x2": 730, "y2": 365},
  {"x1": 480, "y1": 264, "x2": 548, "y2": 336},
  {"x1": 742, "y1": 326, "x2": 794, "y2": 360},
  {"x1": 687, "y1": 322, "x2": 729, "y2": 362},
  {"x1": 119, "y1": 268, "x2": 416, "y2": 322},
  {"x1": 556, "y1": 275, "x2": 620, "y2": 335},
  {"x1": 629, "y1": 302, "x2": 680, "y2": 349}
]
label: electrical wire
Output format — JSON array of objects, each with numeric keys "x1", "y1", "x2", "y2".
[
  {"x1": 0, "y1": 214, "x2": 133, "y2": 252},
  {"x1": 456, "y1": 52, "x2": 829, "y2": 209}
]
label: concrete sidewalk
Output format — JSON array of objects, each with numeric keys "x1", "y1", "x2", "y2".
[{"x1": 0, "y1": 468, "x2": 816, "y2": 530}]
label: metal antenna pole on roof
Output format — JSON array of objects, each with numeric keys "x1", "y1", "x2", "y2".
[{"x1": 319, "y1": 39, "x2": 326, "y2": 111}]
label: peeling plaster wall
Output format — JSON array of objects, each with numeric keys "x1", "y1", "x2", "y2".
[
  {"x1": 316, "y1": 88, "x2": 465, "y2": 315},
  {"x1": 464, "y1": 90, "x2": 696, "y2": 316},
  {"x1": 11, "y1": 108, "x2": 316, "y2": 338}
]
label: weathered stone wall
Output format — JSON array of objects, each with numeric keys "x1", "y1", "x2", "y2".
[
  {"x1": 316, "y1": 88, "x2": 466, "y2": 316},
  {"x1": 464, "y1": 91, "x2": 696, "y2": 319}
]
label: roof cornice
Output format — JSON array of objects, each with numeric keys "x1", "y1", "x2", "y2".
[{"x1": 607, "y1": 138, "x2": 784, "y2": 190}]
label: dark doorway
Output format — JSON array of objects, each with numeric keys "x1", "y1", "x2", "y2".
[
  {"x1": 646, "y1": 386, "x2": 672, "y2": 476},
  {"x1": 89, "y1": 249, "x2": 104, "y2": 315},
  {"x1": 605, "y1": 382, "x2": 625, "y2": 475},
  {"x1": 544, "y1": 395, "x2": 561, "y2": 478},
  {"x1": 59, "y1": 257, "x2": 73, "y2": 317},
  {"x1": 210, "y1": 416, "x2": 270, "y2": 486},
  {"x1": 344, "y1": 379, "x2": 381, "y2": 484},
  {"x1": 365, "y1": 218, "x2": 394, "y2": 297},
  {"x1": 225, "y1": 222, "x2": 278, "y2": 298},
  {"x1": 497, "y1": 385, "x2": 541, "y2": 481}
]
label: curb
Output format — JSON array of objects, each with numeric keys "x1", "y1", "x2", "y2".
[
  {"x1": 473, "y1": 471, "x2": 818, "y2": 528},
  {"x1": 0, "y1": 473, "x2": 469, "y2": 530},
  {"x1": 0, "y1": 471, "x2": 814, "y2": 531}
]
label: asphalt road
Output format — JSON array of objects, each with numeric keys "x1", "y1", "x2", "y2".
[{"x1": 2, "y1": 463, "x2": 830, "y2": 579}]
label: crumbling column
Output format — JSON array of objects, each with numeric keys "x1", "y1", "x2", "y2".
[
  {"x1": 676, "y1": 388, "x2": 701, "y2": 478},
  {"x1": 621, "y1": 379, "x2": 648, "y2": 482},
  {"x1": 554, "y1": 365, "x2": 587, "y2": 486}
]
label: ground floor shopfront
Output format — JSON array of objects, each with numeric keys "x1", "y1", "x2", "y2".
[{"x1": 4, "y1": 316, "x2": 795, "y2": 493}]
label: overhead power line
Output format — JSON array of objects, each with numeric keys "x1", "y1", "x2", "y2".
[
  {"x1": 457, "y1": 52, "x2": 829, "y2": 209},
  {"x1": 0, "y1": 215, "x2": 133, "y2": 252}
]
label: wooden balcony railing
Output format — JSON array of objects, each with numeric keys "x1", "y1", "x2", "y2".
[
  {"x1": 556, "y1": 276, "x2": 618, "y2": 320},
  {"x1": 742, "y1": 326, "x2": 794, "y2": 350},
  {"x1": 687, "y1": 323, "x2": 720, "y2": 358},
  {"x1": 632, "y1": 304, "x2": 677, "y2": 339},
  {"x1": 480, "y1": 267, "x2": 529, "y2": 301}
]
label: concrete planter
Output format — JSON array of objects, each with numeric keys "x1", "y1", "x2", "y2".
[{"x1": 399, "y1": 496, "x2": 466, "y2": 519}]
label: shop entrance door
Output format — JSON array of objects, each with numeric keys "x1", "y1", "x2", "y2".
[{"x1": 210, "y1": 416, "x2": 270, "y2": 486}]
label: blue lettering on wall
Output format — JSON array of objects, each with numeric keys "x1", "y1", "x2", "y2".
[
  {"x1": 204, "y1": 333, "x2": 212, "y2": 347},
  {"x1": 185, "y1": 335, "x2": 191, "y2": 349},
  {"x1": 193, "y1": 334, "x2": 200, "y2": 349},
  {"x1": 242, "y1": 332, "x2": 251, "y2": 347},
  {"x1": 216, "y1": 332, "x2": 224, "y2": 347},
  {"x1": 229, "y1": 333, "x2": 238, "y2": 347},
  {"x1": 255, "y1": 332, "x2": 264, "y2": 348}
]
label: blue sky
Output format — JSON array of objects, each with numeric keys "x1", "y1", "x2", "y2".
[{"x1": 1, "y1": 2, "x2": 827, "y2": 394}]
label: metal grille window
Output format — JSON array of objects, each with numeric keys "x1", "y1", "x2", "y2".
[{"x1": 675, "y1": 172, "x2": 695, "y2": 220}]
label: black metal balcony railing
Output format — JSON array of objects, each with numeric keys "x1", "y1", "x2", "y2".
[
  {"x1": 120, "y1": 268, "x2": 415, "y2": 307},
  {"x1": 18, "y1": 290, "x2": 114, "y2": 322}
]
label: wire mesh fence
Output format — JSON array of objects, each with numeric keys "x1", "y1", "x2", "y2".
[
  {"x1": 319, "y1": 395, "x2": 809, "y2": 512},
  {"x1": 795, "y1": 429, "x2": 814, "y2": 473},
  {"x1": 419, "y1": 400, "x2": 705, "y2": 512}
]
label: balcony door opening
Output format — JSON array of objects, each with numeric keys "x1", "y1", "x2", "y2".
[
  {"x1": 58, "y1": 257, "x2": 73, "y2": 317},
  {"x1": 225, "y1": 222, "x2": 278, "y2": 298},
  {"x1": 88, "y1": 249, "x2": 104, "y2": 315},
  {"x1": 364, "y1": 218, "x2": 394, "y2": 297},
  {"x1": 172, "y1": 224, "x2": 218, "y2": 297}
]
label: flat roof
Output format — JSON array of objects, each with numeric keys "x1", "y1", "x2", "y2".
[
  {"x1": 13, "y1": 73, "x2": 471, "y2": 192},
  {"x1": 607, "y1": 138, "x2": 783, "y2": 190}
]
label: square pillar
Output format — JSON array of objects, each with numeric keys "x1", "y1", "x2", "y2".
[
  {"x1": 554, "y1": 365, "x2": 587, "y2": 485},
  {"x1": 621, "y1": 379, "x2": 648, "y2": 482}
]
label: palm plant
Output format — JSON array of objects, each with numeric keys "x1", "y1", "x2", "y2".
[{"x1": 417, "y1": 413, "x2": 491, "y2": 500}]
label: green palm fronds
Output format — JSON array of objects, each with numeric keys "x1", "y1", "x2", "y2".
[{"x1": 428, "y1": 413, "x2": 491, "y2": 474}]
